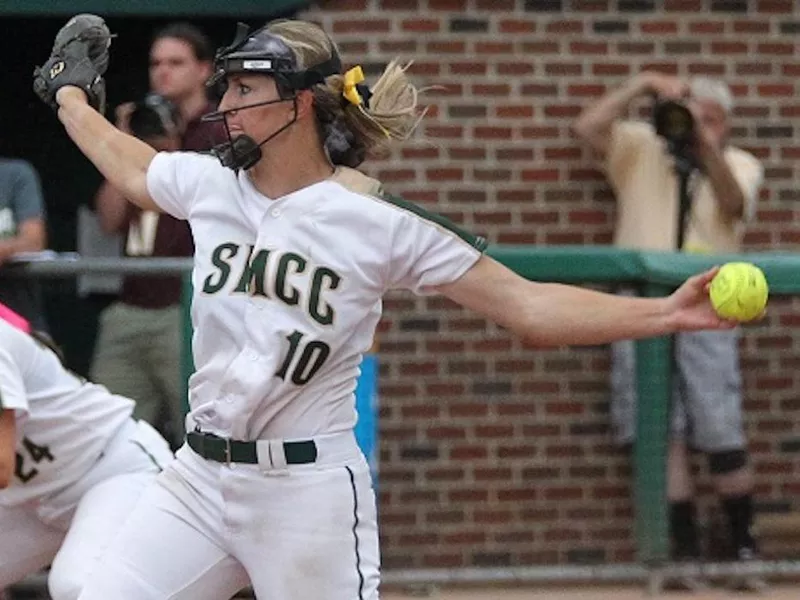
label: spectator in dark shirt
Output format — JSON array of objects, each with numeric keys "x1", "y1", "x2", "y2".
[{"x1": 91, "y1": 23, "x2": 224, "y2": 448}]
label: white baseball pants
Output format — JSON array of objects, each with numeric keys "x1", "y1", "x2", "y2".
[
  {"x1": 0, "y1": 419, "x2": 173, "y2": 600},
  {"x1": 76, "y1": 430, "x2": 380, "y2": 600}
]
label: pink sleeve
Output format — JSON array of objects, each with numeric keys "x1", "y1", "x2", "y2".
[{"x1": 0, "y1": 303, "x2": 30, "y2": 333}]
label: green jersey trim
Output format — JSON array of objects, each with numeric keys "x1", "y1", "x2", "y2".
[{"x1": 377, "y1": 191, "x2": 489, "y2": 252}]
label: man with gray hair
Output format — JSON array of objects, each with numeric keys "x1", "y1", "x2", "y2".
[{"x1": 573, "y1": 72, "x2": 765, "y2": 591}]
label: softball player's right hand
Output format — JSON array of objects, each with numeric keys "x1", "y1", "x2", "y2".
[{"x1": 664, "y1": 267, "x2": 740, "y2": 332}]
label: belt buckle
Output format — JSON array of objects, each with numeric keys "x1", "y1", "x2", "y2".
[{"x1": 223, "y1": 437, "x2": 232, "y2": 465}]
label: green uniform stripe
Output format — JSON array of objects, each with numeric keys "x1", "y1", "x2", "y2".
[
  {"x1": 379, "y1": 191, "x2": 488, "y2": 252},
  {"x1": 132, "y1": 440, "x2": 166, "y2": 472}
]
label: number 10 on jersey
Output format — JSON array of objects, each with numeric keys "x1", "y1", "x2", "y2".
[{"x1": 275, "y1": 330, "x2": 331, "y2": 386}]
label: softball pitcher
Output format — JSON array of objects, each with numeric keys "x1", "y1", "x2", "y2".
[
  {"x1": 0, "y1": 305, "x2": 173, "y2": 600},
  {"x1": 33, "y1": 15, "x2": 736, "y2": 600}
]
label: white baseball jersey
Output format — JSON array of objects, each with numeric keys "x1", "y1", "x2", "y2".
[
  {"x1": 146, "y1": 153, "x2": 487, "y2": 441},
  {"x1": 0, "y1": 319, "x2": 134, "y2": 506}
]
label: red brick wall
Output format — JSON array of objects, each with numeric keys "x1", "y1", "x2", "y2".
[{"x1": 303, "y1": 0, "x2": 800, "y2": 569}]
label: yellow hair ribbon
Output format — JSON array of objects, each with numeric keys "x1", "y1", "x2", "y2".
[
  {"x1": 343, "y1": 65, "x2": 392, "y2": 139},
  {"x1": 343, "y1": 66, "x2": 366, "y2": 106}
]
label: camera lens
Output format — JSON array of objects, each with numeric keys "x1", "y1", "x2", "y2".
[
  {"x1": 665, "y1": 109, "x2": 691, "y2": 136},
  {"x1": 654, "y1": 100, "x2": 694, "y2": 147},
  {"x1": 128, "y1": 94, "x2": 180, "y2": 140}
]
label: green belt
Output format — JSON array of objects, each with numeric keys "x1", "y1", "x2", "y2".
[{"x1": 187, "y1": 431, "x2": 318, "y2": 465}]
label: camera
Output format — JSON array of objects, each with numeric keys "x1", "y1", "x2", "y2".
[
  {"x1": 652, "y1": 99, "x2": 695, "y2": 154},
  {"x1": 652, "y1": 98, "x2": 703, "y2": 177},
  {"x1": 128, "y1": 93, "x2": 181, "y2": 141}
]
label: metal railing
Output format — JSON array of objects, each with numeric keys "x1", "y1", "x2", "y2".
[{"x1": 1, "y1": 256, "x2": 195, "y2": 415}]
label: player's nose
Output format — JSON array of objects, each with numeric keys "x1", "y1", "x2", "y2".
[
  {"x1": 218, "y1": 92, "x2": 235, "y2": 113},
  {"x1": 219, "y1": 102, "x2": 242, "y2": 125}
]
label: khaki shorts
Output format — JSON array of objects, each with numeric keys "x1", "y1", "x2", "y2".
[{"x1": 610, "y1": 328, "x2": 745, "y2": 452}]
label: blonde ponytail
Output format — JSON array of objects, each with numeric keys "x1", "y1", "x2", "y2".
[{"x1": 266, "y1": 20, "x2": 426, "y2": 167}]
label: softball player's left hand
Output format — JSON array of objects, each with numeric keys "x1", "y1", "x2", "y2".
[
  {"x1": 664, "y1": 267, "x2": 739, "y2": 332},
  {"x1": 33, "y1": 14, "x2": 112, "y2": 113}
]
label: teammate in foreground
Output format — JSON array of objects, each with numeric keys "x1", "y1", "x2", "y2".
[
  {"x1": 0, "y1": 303, "x2": 173, "y2": 600},
  {"x1": 34, "y1": 15, "x2": 738, "y2": 600}
]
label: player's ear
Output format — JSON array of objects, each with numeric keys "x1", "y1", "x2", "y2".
[
  {"x1": 294, "y1": 89, "x2": 315, "y2": 121},
  {"x1": 199, "y1": 60, "x2": 214, "y2": 83}
]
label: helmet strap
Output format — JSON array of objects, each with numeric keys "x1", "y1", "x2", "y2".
[{"x1": 207, "y1": 97, "x2": 300, "y2": 171}]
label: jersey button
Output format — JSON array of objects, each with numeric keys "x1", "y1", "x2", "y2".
[{"x1": 271, "y1": 208, "x2": 281, "y2": 217}]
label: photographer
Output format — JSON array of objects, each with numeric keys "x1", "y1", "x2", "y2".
[
  {"x1": 91, "y1": 94, "x2": 191, "y2": 450},
  {"x1": 573, "y1": 72, "x2": 764, "y2": 591},
  {"x1": 90, "y1": 24, "x2": 224, "y2": 450}
]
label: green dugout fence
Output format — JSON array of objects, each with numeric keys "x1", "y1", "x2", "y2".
[
  {"x1": 4, "y1": 247, "x2": 800, "y2": 585},
  {"x1": 489, "y1": 246, "x2": 800, "y2": 568}
]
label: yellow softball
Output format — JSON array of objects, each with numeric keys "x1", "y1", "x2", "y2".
[{"x1": 709, "y1": 262, "x2": 768, "y2": 322}]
